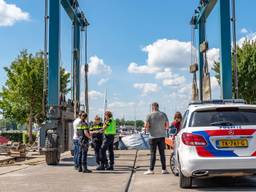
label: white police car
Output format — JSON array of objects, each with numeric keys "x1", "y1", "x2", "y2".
[{"x1": 173, "y1": 100, "x2": 256, "y2": 188}]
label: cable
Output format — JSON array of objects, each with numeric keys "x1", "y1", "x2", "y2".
[
  {"x1": 84, "y1": 27, "x2": 89, "y2": 116},
  {"x1": 71, "y1": 23, "x2": 74, "y2": 101},
  {"x1": 80, "y1": 28, "x2": 84, "y2": 69}
]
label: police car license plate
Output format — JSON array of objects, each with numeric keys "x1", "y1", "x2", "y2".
[{"x1": 216, "y1": 139, "x2": 248, "y2": 148}]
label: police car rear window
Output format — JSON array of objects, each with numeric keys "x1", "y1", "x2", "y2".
[{"x1": 189, "y1": 108, "x2": 256, "y2": 127}]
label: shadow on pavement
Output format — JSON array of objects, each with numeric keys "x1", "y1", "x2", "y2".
[
  {"x1": 60, "y1": 156, "x2": 97, "y2": 166},
  {"x1": 61, "y1": 157, "x2": 73, "y2": 162},
  {"x1": 94, "y1": 171, "x2": 128, "y2": 175},
  {"x1": 194, "y1": 176, "x2": 256, "y2": 191}
]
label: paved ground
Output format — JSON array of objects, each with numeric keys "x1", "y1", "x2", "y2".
[
  {"x1": 131, "y1": 150, "x2": 256, "y2": 192},
  {"x1": 1, "y1": 150, "x2": 256, "y2": 192}
]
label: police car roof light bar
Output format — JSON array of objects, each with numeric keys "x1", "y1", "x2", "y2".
[{"x1": 189, "y1": 99, "x2": 246, "y2": 106}]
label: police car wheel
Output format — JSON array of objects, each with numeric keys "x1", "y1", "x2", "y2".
[{"x1": 179, "y1": 170, "x2": 192, "y2": 189}]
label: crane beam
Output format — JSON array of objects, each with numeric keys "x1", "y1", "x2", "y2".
[
  {"x1": 61, "y1": 0, "x2": 89, "y2": 28},
  {"x1": 192, "y1": 0, "x2": 217, "y2": 27}
]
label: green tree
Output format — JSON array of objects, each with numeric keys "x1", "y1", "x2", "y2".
[
  {"x1": 0, "y1": 119, "x2": 17, "y2": 130},
  {"x1": 115, "y1": 118, "x2": 121, "y2": 127},
  {"x1": 135, "y1": 120, "x2": 144, "y2": 127},
  {"x1": 0, "y1": 50, "x2": 70, "y2": 143},
  {"x1": 212, "y1": 40, "x2": 256, "y2": 104},
  {"x1": 118, "y1": 120, "x2": 144, "y2": 127}
]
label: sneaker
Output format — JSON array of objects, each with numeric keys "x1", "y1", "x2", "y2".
[
  {"x1": 78, "y1": 167, "x2": 82, "y2": 172},
  {"x1": 162, "y1": 170, "x2": 169, "y2": 174},
  {"x1": 104, "y1": 164, "x2": 109, "y2": 170},
  {"x1": 144, "y1": 170, "x2": 154, "y2": 175},
  {"x1": 106, "y1": 166, "x2": 114, "y2": 171},
  {"x1": 96, "y1": 165, "x2": 105, "y2": 171},
  {"x1": 83, "y1": 168, "x2": 92, "y2": 173}
]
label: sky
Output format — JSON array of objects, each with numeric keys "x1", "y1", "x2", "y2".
[{"x1": 1, "y1": 0, "x2": 256, "y2": 121}]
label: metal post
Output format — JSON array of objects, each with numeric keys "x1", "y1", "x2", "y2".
[
  {"x1": 219, "y1": 0, "x2": 233, "y2": 99},
  {"x1": 231, "y1": 0, "x2": 238, "y2": 98},
  {"x1": 103, "y1": 88, "x2": 107, "y2": 119},
  {"x1": 198, "y1": 20, "x2": 205, "y2": 101},
  {"x1": 43, "y1": 0, "x2": 49, "y2": 115},
  {"x1": 48, "y1": 0, "x2": 60, "y2": 106}
]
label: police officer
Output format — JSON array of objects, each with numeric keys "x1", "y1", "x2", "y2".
[
  {"x1": 99, "y1": 111, "x2": 116, "y2": 170},
  {"x1": 90, "y1": 115, "x2": 104, "y2": 170},
  {"x1": 77, "y1": 112, "x2": 92, "y2": 173}
]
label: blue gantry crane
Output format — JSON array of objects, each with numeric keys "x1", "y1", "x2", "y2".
[
  {"x1": 190, "y1": 0, "x2": 233, "y2": 100},
  {"x1": 40, "y1": 0, "x2": 89, "y2": 165}
]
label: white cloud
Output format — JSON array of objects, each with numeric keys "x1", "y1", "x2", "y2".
[
  {"x1": 241, "y1": 28, "x2": 248, "y2": 34},
  {"x1": 88, "y1": 90, "x2": 104, "y2": 100},
  {"x1": 0, "y1": 0, "x2": 30, "y2": 26},
  {"x1": 172, "y1": 77, "x2": 219, "y2": 100},
  {"x1": 97, "y1": 78, "x2": 109, "y2": 86},
  {"x1": 128, "y1": 39, "x2": 196, "y2": 75},
  {"x1": 211, "y1": 76, "x2": 219, "y2": 90},
  {"x1": 87, "y1": 56, "x2": 112, "y2": 76},
  {"x1": 155, "y1": 68, "x2": 175, "y2": 80},
  {"x1": 178, "y1": 83, "x2": 191, "y2": 95},
  {"x1": 174, "y1": 83, "x2": 192, "y2": 102},
  {"x1": 128, "y1": 62, "x2": 160, "y2": 74},
  {"x1": 237, "y1": 32, "x2": 256, "y2": 47},
  {"x1": 154, "y1": 68, "x2": 188, "y2": 87},
  {"x1": 109, "y1": 101, "x2": 135, "y2": 108},
  {"x1": 143, "y1": 39, "x2": 194, "y2": 68},
  {"x1": 179, "y1": 67, "x2": 188, "y2": 71},
  {"x1": 163, "y1": 76, "x2": 186, "y2": 86},
  {"x1": 207, "y1": 48, "x2": 220, "y2": 69},
  {"x1": 133, "y1": 83, "x2": 160, "y2": 96}
]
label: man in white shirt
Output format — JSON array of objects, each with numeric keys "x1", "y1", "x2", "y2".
[{"x1": 73, "y1": 111, "x2": 82, "y2": 169}]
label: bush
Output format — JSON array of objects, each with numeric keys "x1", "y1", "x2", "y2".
[
  {"x1": 22, "y1": 132, "x2": 37, "y2": 144},
  {"x1": 0, "y1": 131, "x2": 23, "y2": 142},
  {"x1": 0, "y1": 131, "x2": 37, "y2": 143}
]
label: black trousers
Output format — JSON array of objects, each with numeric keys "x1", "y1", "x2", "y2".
[
  {"x1": 92, "y1": 134, "x2": 103, "y2": 165},
  {"x1": 101, "y1": 135, "x2": 114, "y2": 166},
  {"x1": 149, "y1": 137, "x2": 166, "y2": 171}
]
